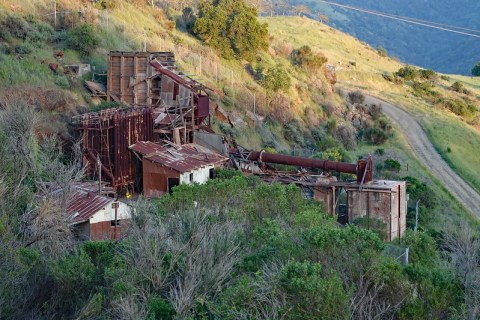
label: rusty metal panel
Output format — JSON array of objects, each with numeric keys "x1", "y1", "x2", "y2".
[
  {"x1": 142, "y1": 158, "x2": 179, "y2": 198},
  {"x1": 313, "y1": 186, "x2": 335, "y2": 215},
  {"x1": 74, "y1": 107, "x2": 154, "y2": 189},
  {"x1": 89, "y1": 220, "x2": 128, "y2": 240},
  {"x1": 344, "y1": 180, "x2": 406, "y2": 241},
  {"x1": 196, "y1": 95, "x2": 210, "y2": 122}
]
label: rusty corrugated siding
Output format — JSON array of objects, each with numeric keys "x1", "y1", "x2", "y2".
[{"x1": 67, "y1": 190, "x2": 112, "y2": 224}]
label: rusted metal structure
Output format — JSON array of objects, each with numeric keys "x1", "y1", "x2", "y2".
[
  {"x1": 106, "y1": 51, "x2": 211, "y2": 144},
  {"x1": 129, "y1": 141, "x2": 229, "y2": 197},
  {"x1": 229, "y1": 148, "x2": 405, "y2": 240},
  {"x1": 73, "y1": 107, "x2": 154, "y2": 190},
  {"x1": 230, "y1": 148, "x2": 373, "y2": 183},
  {"x1": 343, "y1": 180, "x2": 407, "y2": 241}
]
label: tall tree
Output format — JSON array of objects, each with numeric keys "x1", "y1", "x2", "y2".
[{"x1": 193, "y1": 0, "x2": 268, "y2": 60}]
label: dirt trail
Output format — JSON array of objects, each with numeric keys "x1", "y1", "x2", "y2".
[{"x1": 364, "y1": 95, "x2": 480, "y2": 219}]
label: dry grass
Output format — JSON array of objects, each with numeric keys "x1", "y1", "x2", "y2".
[{"x1": 264, "y1": 16, "x2": 480, "y2": 192}]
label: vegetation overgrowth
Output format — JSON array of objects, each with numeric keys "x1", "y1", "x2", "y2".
[{"x1": 0, "y1": 1, "x2": 479, "y2": 318}]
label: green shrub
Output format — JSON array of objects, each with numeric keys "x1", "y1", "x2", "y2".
[
  {"x1": 347, "y1": 90, "x2": 365, "y2": 104},
  {"x1": 280, "y1": 261, "x2": 350, "y2": 319},
  {"x1": 384, "y1": 158, "x2": 401, "y2": 172},
  {"x1": 54, "y1": 76, "x2": 70, "y2": 89},
  {"x1": 259, "y1": 65, "x2": 291, "y2": 93},
  {"x1": 440, "y1": 75, "x2": 450, "y2": 81},
  {"x1": 412, "y1": 81, "x2": 438, "y2": 97},
  {"x1": 364, "y1": 127, "x2": 389, "y2": 145},
  {"x1": 193, "y1": 0, "x2": 268, "y2": 60},
  {"x1": 368, "y1": 103, "x2": 383, "y2": 120},
  {"x1": 449, "y1": 81, "x2": 470, "y2": 95},
  {"x1": 471, "y1": 61, "x2": 480, "y2": 76},
  {"x1": 402, "y1": 176, "x2": 438, "y2": 209},
  {"x1": 352, "y1": 217, "x2": 387, "y2": 240},
  {"x1": 441, "y1": 98, "x2": 477, "y2": 117},
  {"x1": 148, "y1": 296, "x2": 176, "y2": 320},
  {"x1": 418, "y1": 69, "x2": 436, "y2": 80},
  {"x1": 14, "y1": 43, "x2": 33, "y2": 54},
  {"x1": 0, "y1": 12, "x2": 30, "y2": 39},
  {"x1": 377, "y1": 46, "x2": 388, "y2": 57},
  {"x1": 291, "y1": 45, "x2": 327, "y2": 70},
  {"x1": 395, "y1": 65, "x2": 418, "y2": 80},
  {"x1": 375, "y1": 148, "x2": 385, "y2": 155},
  {"x1": 66, "y1": 24, "x2": 100, "y2": 56}
]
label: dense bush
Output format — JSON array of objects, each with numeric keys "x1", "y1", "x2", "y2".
[
  {"x1": 368, "y1": 103, "x2": 383, "y2": 120},
  {"x1": 259, "y1": 65, "x2": 291, "y2": 93},
  {"x1": 471, "y1": 61, "x2": 480, "y2": 76},
  {"x1": 441, "y1": 98, "x2": 477, "y2": 118},
  {"x1": 412, "y1": 81, "x2": 438, "y2": 97},
  {"x1": 335, "y1": 125, "x2": 356, "y2": 149},
  {"x1": 418, "y1": 69, "x2": 437, "y2": 80},
  {"x1": 66, "y1": 24, "x2": 100, "y2": 56},
  {"x1": 450, "y1": 81, "x2": 471, "y2": 95},
  {"x1": 348, "y1": 90, "x2": 365, "y2": 104},
  {"x1": 193, "y1": 0, "x2": 268, "y2": 60},
  {"x1": 364, "y1": 127, "x2": 389, "y2": 145},
  {"x1": 377, "y1": 46, "x2": 388, "y2": 57},
  {"x1": 395, "y1": 65, "x2": 418, "y2": 80},
  {"x1": 384, "y1": 158, "x2": 401, "y2": 172},
  {"x1": 291, "y1": 45, "x2": 328, "y2": 70}
]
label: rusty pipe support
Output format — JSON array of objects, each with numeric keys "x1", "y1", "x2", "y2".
[{"x1": 230, "y1": 149, "x2": 372, "y2": 183}]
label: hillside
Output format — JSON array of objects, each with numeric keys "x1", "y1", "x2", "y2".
[
  {"x1": 289, "y1": 0, "x2": 480, "y2": 75},
  {"x1": 265, "y1": 16, "x2": 480, "y2": 195},
  {"x1": 0, "y1": 1, "x2": 479, "y2": 319}
]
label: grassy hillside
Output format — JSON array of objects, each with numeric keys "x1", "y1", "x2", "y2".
[
  {"x1": 0, "y1": 2, "x2": 478, "y2": 228},
  {"x1": 264, "y1": 16, "x2": 480, "y2": 194}
]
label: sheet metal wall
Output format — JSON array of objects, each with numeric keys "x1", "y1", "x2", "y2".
[
  {"x1": 142, "y1": 159, "x2": 180, "y2": 198},
  {"x1": 78, "y1": 108, "x2": 154, "y2": 189},
  {"x1": 346, "y1": 182, "x2": 406, "y2": 241}
]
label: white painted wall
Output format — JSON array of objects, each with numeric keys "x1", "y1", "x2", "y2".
[
  {"x1": 179, "y1": 165, "x2": 214, "y2": 185},
  {"x1": 90, "y1": 201, "x2": 132, "y2": 224}
]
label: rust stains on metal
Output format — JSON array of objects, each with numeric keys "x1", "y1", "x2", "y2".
[
  {"x1": 73, "y1": 107, "x2": 154, "y2": 190},
  {"x1": 230, "y1": 148, "x2": 373, "y2": 183},
  {"x1": 48, "y1": 186, "x2": 114, "y2": 224},
  {"x1": 129, "y1": 141, "x2": 228, "y2": 173}
]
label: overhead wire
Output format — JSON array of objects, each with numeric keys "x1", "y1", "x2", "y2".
[{"x1": 316, "y1": 0, "x2": 480, "y2": 39}]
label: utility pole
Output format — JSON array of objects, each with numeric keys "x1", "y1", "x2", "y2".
[
  {"x1": 54, "y1": 1, "x2": 57, "y2": 30},
  {"x1": 414, "y1": 200, "x2": 420, "y2": 231},
  {"x1": 253, "y1": 92, "x2": 256, "y2": 127},
  {"x1": 112, "y1": 201, "x2": 119, "y2": 240},
  {"x1": 97, "y1": 155, "x2": 102, "y2": 195},
  {"x1": 143, "y1": 30, "x2": 147, "y2": 52}
]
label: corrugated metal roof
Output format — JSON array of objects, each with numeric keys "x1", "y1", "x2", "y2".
[
  {"x1": 48, "y1": 185, "x2": 115, "y2": 224},
  {"x1": 67, "y1": 188, "x2": 113, "y2": 224},
  {"x1": 129, "y1": 141, "x2": 228, "y2": 173}
]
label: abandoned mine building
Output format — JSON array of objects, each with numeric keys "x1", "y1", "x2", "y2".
[
  {"x1": 73, "y1": 51, "x2": 407, "y2": 241},
  {"x1": 129, "y1": 141, "x2": 229, "y2": 197}
]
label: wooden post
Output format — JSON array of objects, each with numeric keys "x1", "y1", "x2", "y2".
[
  {"x1": 112, "y1": 201, "x2": 119, "y2": 240},
  {"x1": 54, "y1": 1, "x2": 57, "y2": 30}
]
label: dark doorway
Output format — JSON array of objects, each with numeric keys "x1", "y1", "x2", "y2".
[{"x1": 168, "y1": 178, "x2": 180, "y2": 194}]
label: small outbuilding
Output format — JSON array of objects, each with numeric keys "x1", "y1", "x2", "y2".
[
  {"x1": 129, "y1": 141, "x2": 229, "y2": 197},
  {"x1": 48, "y1": 184, "x2": 132, "y2": 240}
]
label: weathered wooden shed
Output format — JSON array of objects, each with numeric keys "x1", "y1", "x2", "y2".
[
  {"x1": 48, "y1": 184, "x2": 132, "y2": 241},
  {"x1": 129, "y1": 141, "x2": 229, "y2": 197},
  {"x1": 343, "y1": 180, "x2": 407, "y2": 241}
]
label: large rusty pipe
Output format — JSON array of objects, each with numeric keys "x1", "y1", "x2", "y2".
[
  {"x1": 248, "y1": 151, "x2": 357, "y2": 174},
  {"x1": 231, "y1": 149, "x2": 372, "y2": 183}
]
